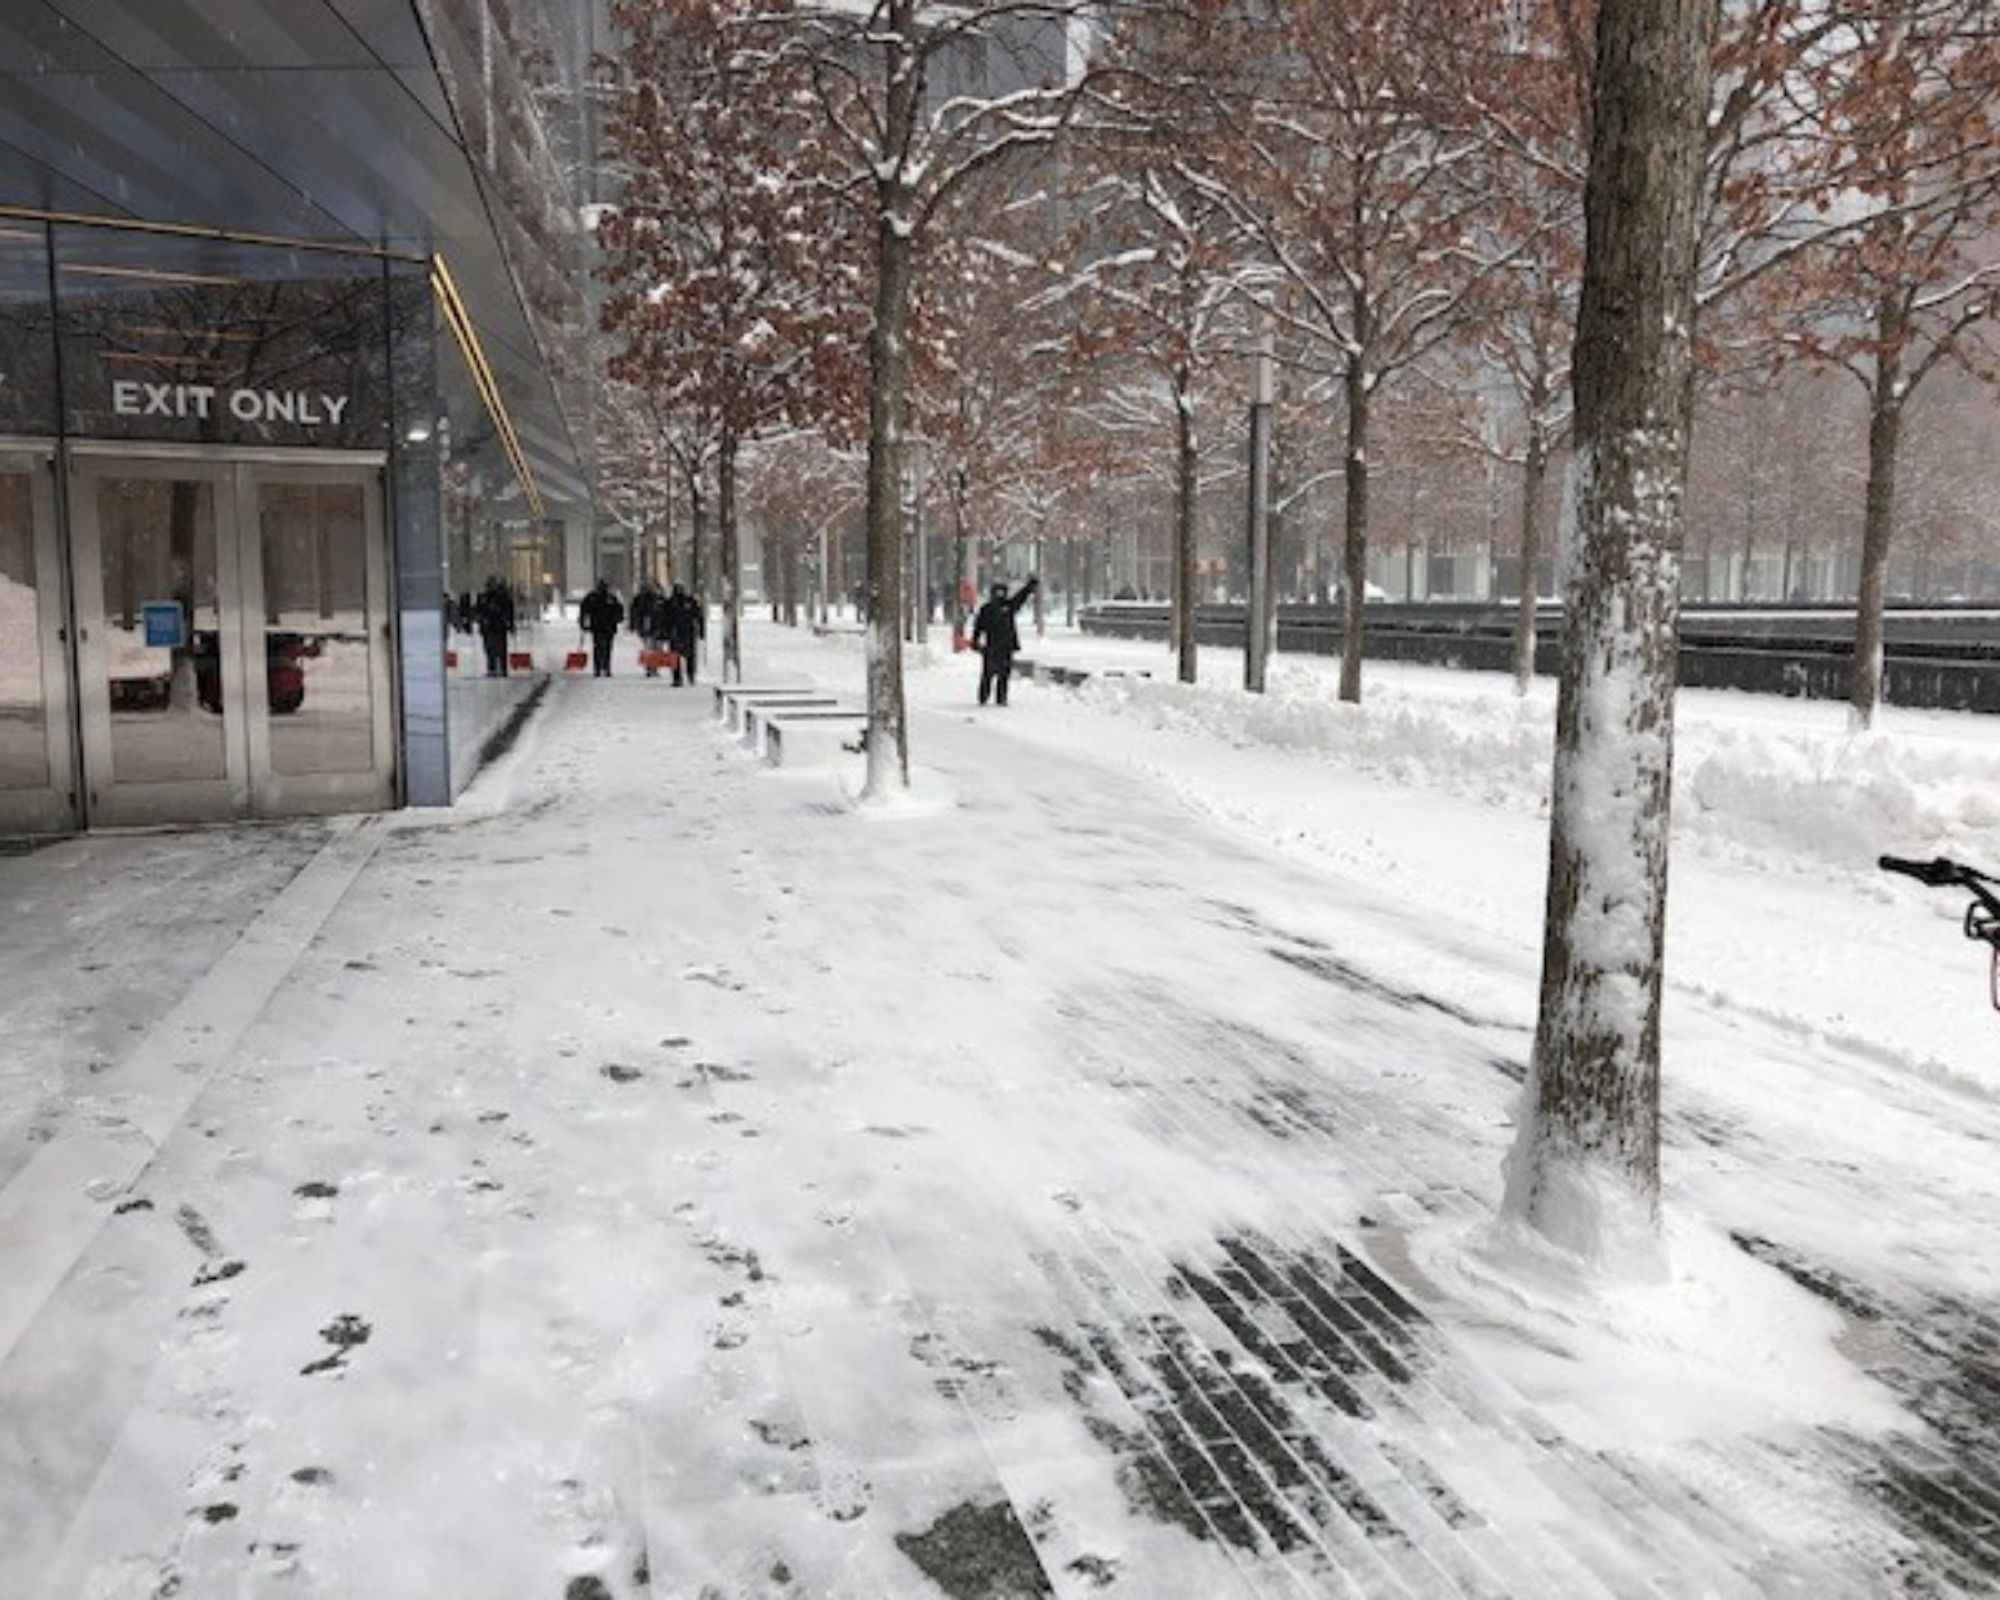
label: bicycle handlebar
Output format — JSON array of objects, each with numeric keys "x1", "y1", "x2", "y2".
[
  {"x1": 1881, "y1": 854, "x2": 2000, "y2": 947},
  {"x1": 1879, "y1": 854, "x2": 1976, "y2": 888}
]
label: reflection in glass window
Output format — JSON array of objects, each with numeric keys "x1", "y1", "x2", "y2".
[
  {"x1": 95, "y1": 477, "x2": 228, "y2": 785},
  {"x1": 0, "y1": 225, "x2": 58, "y2": 438},
  {"x1": 54, "y1": 227, "x2": 390, "y2": 449},
  {"x1": 0, "y1": 474, "x2": 49, "y2": 789},
  {"x1": 261, "y1": 484, "x2": 375, "y2": 776}
]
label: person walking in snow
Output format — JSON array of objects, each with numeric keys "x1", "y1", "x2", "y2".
[
  {"x1": 577, "y1": 578, "x2": 625, "y2": 678},
  {"x1": 474, "y1": 574, "x2": 515, "y2": 677},
  {"x1": 970, "y1": 575, "x2": 1038, "y2": 707},
  {"x1": 630, "y1": 579, "x2": 668, "y2": 676},
  {"x1": 662, "y1": 582, "x2": 705, "y2": 686}
]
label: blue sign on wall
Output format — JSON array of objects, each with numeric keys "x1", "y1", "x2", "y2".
[{"x1": 142, "y1": 601, "x2": 185, "y2": 650}]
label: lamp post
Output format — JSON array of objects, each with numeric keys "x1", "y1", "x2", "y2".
[{"x1": 1244, "y1": 316, "x2": 1277, "y2": 693}]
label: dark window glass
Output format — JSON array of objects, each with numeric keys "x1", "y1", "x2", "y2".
[
  {"x1": 54, "y1": 228, "x2": 393, "y2": 449},
  {"x1": 0, "y1": 225, "x2": 59, "y2": 438}
]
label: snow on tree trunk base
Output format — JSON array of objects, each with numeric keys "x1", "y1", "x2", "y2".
[
  {"x1": 1495, "y1": 1143, "x2": 1668, "y2": 1285},
  {"x1": 1410, "y1": 1209, "x2": 1901, "y2": 1449},
  {"x1": 860, "y1": 619, "x2": 910, "y2": 803}
]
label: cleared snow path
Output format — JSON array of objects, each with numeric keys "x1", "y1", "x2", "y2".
[{"x1": 0, "y1": 628, "x2": 1995, "y2": 1598}]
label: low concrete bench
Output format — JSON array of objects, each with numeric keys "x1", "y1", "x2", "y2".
[
  {"x1": 712, "y1": 684, "x2": 824, "y2": 733},
  {"x1": 741, "y1": 697, "x2": 840, "y2": 754},
  {"x1": 724, "y1": 693, "x2": 839, "y2": 738},
  {"x1": 763, "y1": 710, "x2": 870, "y2": 768}
]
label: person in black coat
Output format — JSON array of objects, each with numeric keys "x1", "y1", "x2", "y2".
[
  {"x1": 970, "y1": 575, "x2": 1038, "y2": 706},
  {"x1": 662, "y1": 583, "x2": 705, "y2": 686},
  {"x1": 578, "y1": 578, "x2": 625, "y2": 677},
  {"x1": 630, "y1": 579, "x2": 667, "y2": 676},
  {"x1": 474, "y1": 575, "x2": 515, "y2": 676}
]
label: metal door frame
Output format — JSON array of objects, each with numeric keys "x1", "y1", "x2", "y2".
[
  {"x1": 0, "y1": 444, "x2": 78, "y2": 835},
  {"x1": 64, "y1": 443, "x2": 394, "y2": 827},
  {"x1": 67, "y1": 453, "x2": 250, "y2": 827},
  {"x1": 238, "y1": 459, "x2": 396, "y2": 817}
]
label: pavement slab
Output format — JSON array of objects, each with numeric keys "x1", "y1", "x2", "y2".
[{"x1": 2, "y1": 629, "x2": 1997, "y2": 1598}]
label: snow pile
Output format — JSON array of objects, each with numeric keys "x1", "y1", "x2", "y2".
[
  {"x1": 1071, "y1": 666, "x2": 1555, "y2": 811},
  {"x1": 1420, "y1": 1209, "x2": 1905, "y2": 1451},
  {"x1": 1679, "y1": 722, "x2": 2000, "y2": 868},
  {"x1": 1061, "y1": 656, "x2": 2000, "y2": 876}
]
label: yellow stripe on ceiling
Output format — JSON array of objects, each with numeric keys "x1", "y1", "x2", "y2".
[
  {"x1": 0, "y1": 202, "x2": 427, "y2": 263},
  {"x1": 431, "y1": 253, "x2": 544, "y2": 521}
]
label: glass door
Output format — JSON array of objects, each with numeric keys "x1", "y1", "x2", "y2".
[
  {"x1": 70, "y1": 458, "x2": 248, "y2": 827},
  {"x1": 69, "y1": 455, "x2": 395, "y2": 827},
  {"x1": 0, "y1": 450, "x2": 77, "y2": 835},
  {"x1": 241, "y1": 466, "x2": 395, "y2": 816}
]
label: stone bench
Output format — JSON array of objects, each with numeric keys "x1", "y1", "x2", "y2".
[
  {"x1": 712, "y1": 684, "x2": 827, "y2": 735},
  {"x1": 763, "y1": 710, "x2": 870, "y2": 768},
  {"x1": 741, "y1": 697, "x2": 841, "y2": 754}
]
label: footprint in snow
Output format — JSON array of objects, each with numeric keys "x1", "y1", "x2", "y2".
[
  {"x1": 814, "y1": 1461, "x2": 874, "y2": 1524},
  {"x1": 300, "y1": 1314, "x2": 371, "y2": 1377}
]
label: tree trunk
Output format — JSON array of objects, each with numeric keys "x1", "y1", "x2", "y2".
[
  {"x1": 1033, "y1": 522, "x2": 1046, "y2": 639},
  {"x1": 1737, "y1": 459, "x2": 1757, "y2": 601},
  {"x1": 1501, "y1": 0, "x2": 1714, "y2": 1267},
  {"x1": 689, "y1": 473, "x2": 707, "y2": 603},
  {"x1": 662, "y1": 471, "x2": 678, "y2": 586},
  {"x1": 1174, "y1": 373, "x2": 1199, "y2": 684},
  {"x1": 1512, "y1": 412, "x2": 1550, "y2": 694},
  {"x1": 862, "y1": 198, "x2": 915, "y2": 797},
  {"x1": 950, "y1": 467, "x2": 971, "y2": 643},
  {"x1": 1851, "y1": 295, "x2": 1907, "y2": 730},
  {"x1": 718, "y1": 425, "x2": 742, "y2": 683},
  {"x1": 1338, "y1": 351, "x2": 1370, "y2": 703}
]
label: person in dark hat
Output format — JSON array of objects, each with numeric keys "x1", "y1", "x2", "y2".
[
  {"x1": 577, "y1": 578, "x2": 625, "y2": 677},
  {"x1": 969, "y1": 575, "x2": 1038, "y2": 707},
  {"x1": 661, "y1": 583, "x2": 705, "y2": 686},
  {"x1": 474, "y1": 575, "x2": 515, "y2": 676}
]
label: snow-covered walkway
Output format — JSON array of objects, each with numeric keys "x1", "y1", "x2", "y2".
[{"x1": 3, "y1": 622, "x2": 1997, "y2": 1599}]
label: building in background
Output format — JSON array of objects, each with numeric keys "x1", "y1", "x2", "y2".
[{"x1": 0, "y1": 0, "x2": 605, "y2": 833}]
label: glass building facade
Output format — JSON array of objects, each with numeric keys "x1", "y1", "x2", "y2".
[{"x1": 0, "y1": 0, "x2": 604, "y2": 833}]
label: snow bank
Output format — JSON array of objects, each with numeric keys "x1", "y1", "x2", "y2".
[
  {"x1": 1680, "y1": 722, "x2": 2000, "y2": 868},
  {"x1": 1066, "y1": 658, "x2": 2000, "y2": 876},
  {"x1": 1073, "y1": 669, "x2": 1554, "y2": 812}
]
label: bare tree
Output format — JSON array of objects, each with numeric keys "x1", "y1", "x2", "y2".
[
  {"x1": 1047, "y1": 158, "x2": 1262, "y2": 683},
  {"x1": 910, "y1": 222, "x2": 1063, "y2": 646},
  {"x1": 761, "y1": 0, "x2": 1099, "y2": 798},
  {"x1": 1175, "y1": 0, "x2": 1522, "y2": 703},
  {"x1": 1775, "y1": 5, "x2": 2000, "y2": 724},
  {"x1": 598, "y1": 0, "x2": 858, "y2": 683},
  {"x1": 1501, "y1": 0, "x2": 1716, "y2": 1264},
  {"x1": 596, "y1": 377, "x2": 682, "y2": 581}
]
